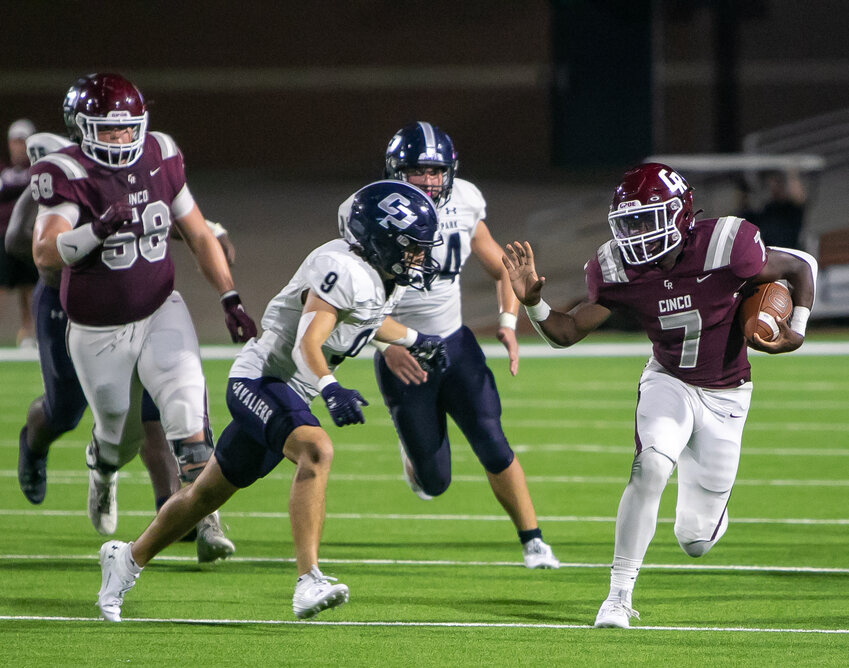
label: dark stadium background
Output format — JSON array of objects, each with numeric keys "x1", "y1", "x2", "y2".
[{"x1": 2, "y1": 1, "x2": 848, "y2": 343}]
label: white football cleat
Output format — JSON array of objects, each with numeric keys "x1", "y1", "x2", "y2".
[
  {"x1": 196, "y1": 511, "x2": 236, "y2": 563},
  {"x1": 594, "y1": 589, "x2": 640, "y2": 628},
  {"x1": 292, "y1": 565, "x2": 349, "y2": 619},
  {"x1": 398, "y1": 441, "x2": 432, "y2": 501},
  {"x1": 97, "y1": 541, "x2": 140, "y2": 622},
  {"x1": 522, "y1": 537, "x2": 560, "y2": 569},
  {"x1": 86, "y1": 443, "x2": 118, "y2": 535}
]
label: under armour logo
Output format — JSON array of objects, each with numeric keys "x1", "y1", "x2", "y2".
[
  {"x1": 444, "y1": 207, "x2": 457, "y2": 215},
  {"x1": 664, "y1": 280, "x2": 674, "y2": 290},
  {"x1": 50, "y1": 309, "x2": 66, "y2": 320}
]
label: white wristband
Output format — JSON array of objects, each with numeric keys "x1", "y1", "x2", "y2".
[
  {"x1": 56, "y1": 223, "x2": 102, "y2": 265},
  {"x1": 524, "y1": 299, "x2": 551, "y2": 322},
  {"x1": 317, "y1": 374, "x2": 338, "y2": 391},
  {"x1": 789, "y1": 306, "x2": 810, "y2": 337},
  {"x1": 206, "y1": 220, "x2": 228, "y2": 238},
  {"x1": 370, "y1": 339, "x2": 390, "y2": 353},
  {"x1": 389, "y1": 327, "x2": 418, "y2": 348},
  {"x1": 498, "y1": 312, "x2": 517, "y2": 330}
]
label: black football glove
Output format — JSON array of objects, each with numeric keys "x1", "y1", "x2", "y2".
[
  {"x1": 407, "y1": 332, "x2": 450, "y2": 373},
  {"x1": 320, "y1": 382, "x2": 369, "y2": 427}
]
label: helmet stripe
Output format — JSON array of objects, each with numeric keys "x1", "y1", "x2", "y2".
[{"x1": 417, "y1": 122, "x2": 437, "y2": 155}]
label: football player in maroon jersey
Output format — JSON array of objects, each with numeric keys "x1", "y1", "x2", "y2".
[
  {"x1": 504, "y1": 163, "x2": 817, "y2": 628},
  {"x1": 30, "y1": 73, "x2": 257, "y2": 560}
]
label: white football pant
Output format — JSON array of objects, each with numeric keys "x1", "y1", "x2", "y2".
[
  {"x1": 614, "y1": 357, "x2": 753, "y2": 561},
  {"x1": 67, "y1": 291, "x2": 206, "y2": 468}
]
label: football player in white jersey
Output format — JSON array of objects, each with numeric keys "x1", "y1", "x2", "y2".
[
  {"x1": 96, "y1": 180, "x2": 450, "y2": 622},
  {"x1": 339, "y1": 122, "x2": 559, "y2": 568}
]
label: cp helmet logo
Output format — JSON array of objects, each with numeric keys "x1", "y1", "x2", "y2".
[
  {"x1": 658, "y1": 169, "x2": 687, "y2": 195},
  {"x1": 377, "y1": 193, "x2": 418, "y2": 230}
]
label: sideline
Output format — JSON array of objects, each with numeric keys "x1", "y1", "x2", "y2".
[{"x1": 2, "y1": 340, "x2": 849, "y2": 362}]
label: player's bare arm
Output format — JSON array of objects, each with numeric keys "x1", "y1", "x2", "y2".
[
  {"x1": 173, "y1": 204, "x2": 235, "y2": 294},
  {"x1": 504, "y1": 241, "x2": 611, "y2": 347},
  {"x1": 371, "y1": 317, "x2": 428, "y2": 386},
  {"x1": 473, "y1": 222, "x2": 519, "y2": 375},
  {"x1": 296, "y1": 291, "x2": 340, "y2": 380},
  {"x1": 748, "y1": 247, "x2": 817, "y2": 354}
]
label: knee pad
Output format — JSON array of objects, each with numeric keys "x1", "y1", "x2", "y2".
[
  {"x1": 630, "y1": 449, "x2": 675, "y2": 495},
  {"x1": 172, "y1": 437, "x2": 214, "y2": 482},
  {"x1": 676, "y1": 508, "x2": 728, "y2": 558},
  {"x1": 159, "y1": 385, "x2": 205, "y2": 441}
]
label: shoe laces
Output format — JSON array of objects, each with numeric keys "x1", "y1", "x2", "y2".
[
  {"x1": 603, "y1": 595, "x2": 640, "y2": 621},
  {"x1": 523, "y1": 538, "x2": 547, "y2": 556},
  {"x1": 300, "y1": 567, "x2": 338, "y2": 589}
]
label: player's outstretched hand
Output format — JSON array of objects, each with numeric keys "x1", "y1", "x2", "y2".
[
  {"x1": 407, "y1": 333, "x2": 449, "y2": 373},
  {"x1": 751, "y1": 316, "x2": 804, "y2": 354},
  {"x1": 221, "y1": 292, "x2": 258, "y2": 343},
  {"x1": 503, "y1": 241, "x2": 546, "y2": 306},
  {"x1": 321, "y1": 382, "x2": 369, "y2": 426},
  {"x1": 382, "y1": 345, "x2": 429, "y2": 385},
  {"x1": 92, "y1": 201, "x2": 132, "y2": 239}
]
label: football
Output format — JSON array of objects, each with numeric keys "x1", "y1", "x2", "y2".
[{"x1": 738, "y1": 282, "x2": 793, "y2": 343}]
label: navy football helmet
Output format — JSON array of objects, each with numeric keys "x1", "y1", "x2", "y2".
[
  {"x1": 63, "y1": 73, "x2": 148, "y2": 168},
  {"x1": 384, "y1": 122, "x2": 458, "y2": 207},
  {"x1": 608, "y1": 162, "x2": 695, "y2": 265},
  {"x1": 342, "y1": 180, "x2": 442, "y2": 289}
]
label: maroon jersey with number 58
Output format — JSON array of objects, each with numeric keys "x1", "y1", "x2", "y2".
[
  {"x1": 585, "y1": 216, "x2": 767, "y2": 389},
  {"x1": 29, "y1": 132, "x2": 191, "y2": 326}
]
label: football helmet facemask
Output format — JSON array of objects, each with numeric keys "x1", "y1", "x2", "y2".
[
  {"x1": 384, "y1": 122, "x2": 458, "y2": 207},
  {"x1": 342, "y1": 180, "x2": 442, "y2": 290},
  {"x1": 63, "y1": 73, "x2": 148, "y2": 168},
  {"x1": 608, "y1": 162, "x2": 695, "y2": 265}
]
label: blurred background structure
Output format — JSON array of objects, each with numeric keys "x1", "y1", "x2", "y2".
[{"x1": 3, "y1": 0, "x2": 849, "y2": 343}]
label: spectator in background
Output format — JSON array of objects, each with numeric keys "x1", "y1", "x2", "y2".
[
  {"x1": 754, "y1": 170, "x2": 807, "y2": 250},
  {"x1": 0, "y1": 119, "x2": 38, "y2": 346}
]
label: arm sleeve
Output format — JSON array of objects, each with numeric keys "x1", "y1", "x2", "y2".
[{"x1": 4, "y1": 189, "x2": 37, "y2": 260}]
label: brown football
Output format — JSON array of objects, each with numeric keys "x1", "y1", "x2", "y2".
[{"x1": 738, "y1": 282, "x2": 793, "y2": 343}]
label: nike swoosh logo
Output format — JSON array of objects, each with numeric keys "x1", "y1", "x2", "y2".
[
  {"x1": 65, "y1": 243, "x2": 78, "y2": 251},
  {"x1": 150, "y1": 167, "x2": 161, "y2": 176},
  {"x1": 696, "y1": 275, "x2": 711, "y2": 283},
  {"x1": 729, "y1": 414, "x2": 744, "y2": 418}
]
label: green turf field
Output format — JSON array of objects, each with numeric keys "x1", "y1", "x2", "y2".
[{"x1": 1, "y1": 342, "x2": 847, "y2": 666}]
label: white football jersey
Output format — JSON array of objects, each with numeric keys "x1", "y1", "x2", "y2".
[
  {"x1": 230, "y1": 239, "x2": 406, "y2": 402},
  {"x1": 337, "y1": 178, "x2": 486, "y2": 338}
]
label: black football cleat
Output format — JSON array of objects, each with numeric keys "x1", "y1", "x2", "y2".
[{"x1": 18, "y1": 427, "x2": 48, "y2": 504}]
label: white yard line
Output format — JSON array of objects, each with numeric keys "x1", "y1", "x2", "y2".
[
  {"x1": 0, "y1": 614, "x2": 846, "y2": 634},
  {"x1": 0, "y1": 507, "x2": 847, "y2": 525},
  {"x1": 2, "y1": 552, "x2": 848, "y2": 574},
  {"x1": 2, "y1": 468, "x2": 848, "y2": 487}
]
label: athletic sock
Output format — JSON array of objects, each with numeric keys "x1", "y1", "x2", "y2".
[{"x1": 518, "y1": 527, "x2": 542, "y2": 545}]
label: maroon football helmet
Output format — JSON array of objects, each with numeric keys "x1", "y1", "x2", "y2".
[
  {"x1": 607, "y1": 162, "x2": 695, "y2": 265},
  {"x1": 62, "y1": 73, "x2": 148, "y2": 168}
]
